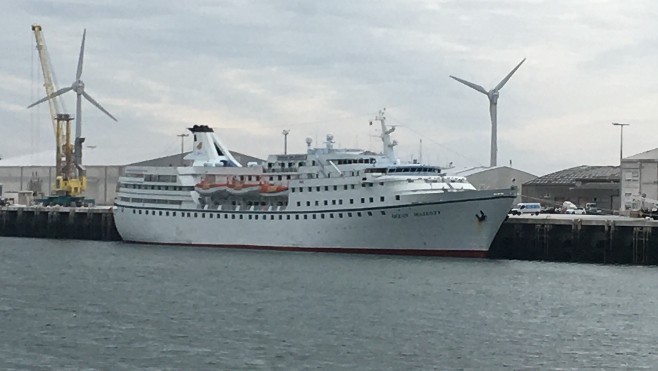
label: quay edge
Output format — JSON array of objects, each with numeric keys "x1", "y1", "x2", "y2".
[
  {"x1": 0, "y1": 206, "x2": 120, "y2": 241},
  {"x1": 2, "y1": 207, "x2": 658, "y2": 265}
]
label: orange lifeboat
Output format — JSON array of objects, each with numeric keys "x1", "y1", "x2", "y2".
[{"x1": 259, "y1": 182, "x2": 289, "y2": 195}]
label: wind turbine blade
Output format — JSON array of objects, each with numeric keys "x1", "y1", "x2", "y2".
[
  {"x1": 449, "y1": 76, "x2": 488, "y2": 95},
  {"x1": 27, "y1": 86, "x2": 73, "y2": 108},
  {"x1": 76, "y1": 29, "x2": 87, "y2": 80},
  {"x1": 494, "y1": 58, "x2": 526, "y2": 92},
  {"x1": 82, "y1": 91, "x2": 117, "y2": 121}
]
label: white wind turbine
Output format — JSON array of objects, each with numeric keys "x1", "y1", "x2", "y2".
[
  {"x1": 28, "y1": 29, "x2": 117, "y2": 169},
  {"x1": 450, "y1": 58, "x2": 525, "y2": 167}
]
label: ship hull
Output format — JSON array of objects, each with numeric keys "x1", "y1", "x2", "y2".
[{"x1": 114, "y1": 189, "x2": 515, "y2": 257}]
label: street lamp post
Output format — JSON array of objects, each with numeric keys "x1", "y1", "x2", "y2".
[
  {"x1": 612, "y1": 122, "x2": 629, "y2": 213},
  {"x1": 612, "y1": 122, "x2": 629, "y2": 165},
  {"x1": 282, "y1": 130, "x2": 290, "y2": 155}
]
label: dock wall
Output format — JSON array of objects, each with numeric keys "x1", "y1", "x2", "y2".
[
  {"x1": 0, "y1": 206, "x2": 120, "y2": 241},
  {"x1": 490, "y1": 216, "x2": 658, "y2": 265}
]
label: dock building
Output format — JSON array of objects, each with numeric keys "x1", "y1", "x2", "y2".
[{"x1": 522, "y1": 166, "x2": 620, "y2": 213}]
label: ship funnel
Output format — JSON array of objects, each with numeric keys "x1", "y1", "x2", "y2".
[{"x1": 184, "y1": 125, "x2": 242, "y2": 167}]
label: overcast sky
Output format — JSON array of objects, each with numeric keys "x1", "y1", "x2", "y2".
[{"x1": 2, "y1": 0, "x2": 658, "y2": 175}]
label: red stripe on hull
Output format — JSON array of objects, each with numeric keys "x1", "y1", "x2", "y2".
[{"x1": 123, "y1": 240, "x2": 488, "y2": 258}]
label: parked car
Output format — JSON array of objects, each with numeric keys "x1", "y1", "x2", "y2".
[
  {"x1": 540, "y1": 206, "x2": 561, "y2": 214},
  {"x1": 509, "y1": 202, "x2": 541, "y2": 215},
  {"x1": 585, "y1": 202, "x2": 602, "y2": 215},
  {"x1": 565, "y1": 207, "x2": 586, "y2": 215}
]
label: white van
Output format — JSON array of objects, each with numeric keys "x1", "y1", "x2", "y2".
[{"x1": 510, "y1": 202, "x2": 541, "y2": 215}]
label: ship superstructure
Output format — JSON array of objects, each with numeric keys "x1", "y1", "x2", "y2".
[{"x1": 114, "y1": 110, "x2": 516, "y2": 256}]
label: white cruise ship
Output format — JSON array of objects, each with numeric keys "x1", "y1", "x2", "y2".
[{"x1": 113, "y1": 111, "x2": 516, "y2": 257}]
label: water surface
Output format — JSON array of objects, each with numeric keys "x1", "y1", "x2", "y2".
[{"x1": 1, "y1": 237, "x2": 657, "y2": 369}]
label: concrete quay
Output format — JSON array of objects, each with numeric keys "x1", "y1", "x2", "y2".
[
  {"x1": 1, "y1": 207, "x2": 658, "y2": 265},
  {"x1": 490, "y1": 214, "x2": 658, "y2": 265},
  {"x1": 0, "y1": 206, "x2": 120, "y2": 241}
]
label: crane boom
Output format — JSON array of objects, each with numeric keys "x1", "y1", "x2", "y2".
[{"x1": 31, "y1": 24, "x2": 64, "y2": 134}]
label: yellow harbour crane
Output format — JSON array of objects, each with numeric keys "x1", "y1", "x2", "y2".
[{"x1": 28, "y1": 24, "x2": 117, "y2": 206}]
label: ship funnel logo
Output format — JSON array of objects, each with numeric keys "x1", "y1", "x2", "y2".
[{"x1": 197, "y1": 142, "x2": 203, "y2": 150}]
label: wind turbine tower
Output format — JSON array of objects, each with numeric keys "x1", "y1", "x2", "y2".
[{"x1": 450, "y1": 58, "x2": 525, "y2": 167}]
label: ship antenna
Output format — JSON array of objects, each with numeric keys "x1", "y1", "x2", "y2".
[{"x1": 373, "y1": 108, "x2": 397, "y2": 161}]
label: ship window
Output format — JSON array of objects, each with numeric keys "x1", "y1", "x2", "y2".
[
  {"x1": 201, "y1": 213, "x2": 205, "y2": 218},
  {"x1": 381, "y1": 211, "x2": 386, "y2": 215},
  {"x1": 299, "y1": 188, "x2": 303, "y2": 193},
  {"x1": 357, "y1": 212, "x2": 362, "y2": 217},
  {"x1": 304, "y1": 215, "x2": 308, "y2": 220},
  {"x1": 188, "y1": 213, "x2": 191, "y2": 217},
  {"x1": 324, "y1": 200, "x2": 328, "y2": 206},
  {"x1": 287, "y1": 175, "x2": 291, "y2": 180},
  {"x1": 279, "y1": 215, "x2": 282, "y2": 220},
  {"x1": 308, "y1": 187, "x2": 312, "y2": 192},
  {"x1": 351, "y1": 185, "x2": 355, "y2": 189},
  {"x1": 270, "y1": 215, "x2": 274, "y2": 220},
  {"x1": 173, "y1": 212, "x2": 176, "y2": 217},
  {"x1": 369, "y1": 197, "x2": 374, "y2": 203},
  {"x1": 297, "y1": 202, "x2": 301, "y2": 207},
  {"x1": 396, "y1": 195, "x2": 400, "y2": 201},
  {"x1": 338, "y1": 200, "x2": 343, "y2": 205},
  {"x1": 291, "y1": 188, "x2": 295, "y2": 193},
  {"x1": 348, "y1": 212, "x2": 352, "y2": 217},
  {"x1": 296, "y1": 215, "x2": 300, "y2": 220},
  {"x1": 315, "y1": 201, "x2": 319, "y2": 206},
  {"x1": 232, "y1": 215, "x2": 235, "y2": 219},
  {"x1": 367, "y1": 211, "x2": 373, "y2": 216},
  {"x1": 338, "y1": 213, "x2": 343, "y2": 218},
  {"x1": 312, "y1": 214, "x2": 316, "y2": 219},
  {"x1": 254, "y1": 215, "x2": 258, "y2": 220},
  {"x1": 248, "y1": 215, "x2": 252, "y2": 220},
  {"x1": 344, "y1": 185, "x2": 348, "y2": 190},
  {"x1": 329, "y1": 213, "x2": 334, "y2": 218},
  {"x1": 380, "y1": 196, "x2": 385, "y2": 202},
  {"x1": 361, "y1": 198, "x2": 365, "y2": 203},
  {"x1": 321, "y1": 214, "x2": 325, "y2": 219},
  {"x1": 195, "y1": 213, "x2": 198, "y2": 218},
  {"x1": 209, "y1": 213, "x2": 213, "y2": 219},
  {"x1": 132, "y1": 210, "x2": 135, "y2": 214},
  {"x1": 138, "y1": 210, "x2": 142, "y2": 214},
  {"x1": 287, "y1": 215, "x2": 291, "y2": 220},
  {"x1": 239, "y1": 215, "x2": 243, "y2": 220},
  {"x1": 333, "y1": 186, "x2": 338, "y2": 191},
  {"x1": 278, "y1": 175, "x2": 282, "y2": 181},
  {"x1": 350, "y1": 199, "x2": 354, "y2": 204},
  {"x1": 224, "y1": 214, "x2": 228, "y2": 219},
  {"x1": 307, "y1": 201, "x2": 311, "y2": 206},
  {"x1": 324, "y1": 186, "x2": 329, "y2": 191},
  {"x1": 332, "y1": 200, "x2": 336, "y2": 205}
]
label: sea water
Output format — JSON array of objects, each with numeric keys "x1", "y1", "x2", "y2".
[{"x1": 1, "y1": 237, "x2": 657, "y2": 369}]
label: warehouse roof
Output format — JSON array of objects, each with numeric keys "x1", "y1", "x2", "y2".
[{"x1": 525, "y1": 165, "x2": 619, "y2": 185}]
